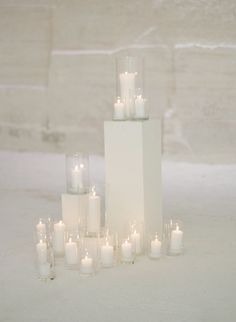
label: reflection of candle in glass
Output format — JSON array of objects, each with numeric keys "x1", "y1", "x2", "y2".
[
  {"x1": 150, "y1": 234, "x2": 161, "y2": 258},
  {"x1": 36, "y1": 239, "x2": 47, "y2": 263},
  {"x1": 170, "y1": 224, "x2": 183, "y2": 253},
  {"x1": 101, "y1": 240, "x2": 114, "y2": 268},
  {"x1": 53, "y1": 220, "x2": 65, "y2": 255},
  {"x1": 113, "y1": 97, "x2": 125, "y2": 120},
  {"x1": 131, "y1": 230, "x2": 141, "y2": 254},
  {"x1": 87, "y1": 186, "x2": 101, "y2": 233},
  {"x1": 121, "y1": 239, "x2": 132, "y2": 262},
  {"x1": 71, "y1": 164, "x2": 84, "y2": 193},
  {"x1": 134, "y1": 95, "x2": 146, "y2": 119},
  {"x1": 65, "y1": 237, "x2": 78, "y2": 265},
  {"x1": 80, "y1": 251, "x2": 93, "y2": 274}
]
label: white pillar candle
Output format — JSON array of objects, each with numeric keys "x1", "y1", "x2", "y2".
[
  {"x1": 80, "y1": 252, "x2": 93, "y2": 274},
  {"x1": 121, "y1": 239, "x2": 133, "y2": 262},
  {"x1": 87, "y1": 186, "x2": 101, "y2": 233},
  {"x1": 119, "y1": 72, "x2": 136, "y2": 117},
  {"x1": 101, "y1": 241, "x2": 114, "y2": 267},
  {"x1": 39, "y1": 262, "x2": 50, "y2": 278},
  {"x1": 131, "y1": 230, "x2": 141, "y2": 254},
  {"x1": 53, "y1": 220, "x2": 65, "y2": 255},
  {"x1": 113, "y1": 97, "x2": 125, "y2": 120},
  {"x1": 170, "y1": 224, "x2": 183, "y2": 253},
  {"x1": 150, "y1": 235, "x2": 161, "y2": 258},
  {"x1": 65, "y1": 238, "x2": 78, "y2": 265},
  {"x1": 36, "y1": 219, "x2": 46, "y2": 239},
  {"x1": 134, "y1": 95, "x2": 146, "y2": 119},
  {"x1": 71, "y1": 164, "x2": 84, "y2": 193},
  {"x1": 36, "y1": 240, "x2": 47, "y2": 264}
]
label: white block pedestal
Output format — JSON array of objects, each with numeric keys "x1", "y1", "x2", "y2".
[
  {"x1": 61, "y1": 193, "x2": 88, "y2": 230},
  {"x1": 104, "y1": 119, "x2": 162, "y2": 237}
]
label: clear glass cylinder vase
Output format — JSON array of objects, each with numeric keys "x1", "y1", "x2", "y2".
[
  {"x1": 66, "y1": 153, "x2": 89, "y2": 194},
  {"x1": 164, "y1": 219, "x2": 184, "y2": 256}
]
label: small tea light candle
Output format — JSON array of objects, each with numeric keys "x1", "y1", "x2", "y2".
[
  {"x1": 150, "y1": 234, "x2": 161, "y2": 259},
  {"x1": 134, "y1": 95, "x2": 146, "y2": 119},
  {"x1": 39, "y1": 262, "x2": 50, "y2": 279},
  {"x1": 101, "y1": 240, "x2": 114, "y2": 268},
  {"x1": 131, "y1": 230, "x2": 141, "y2": 254},
  {"x1": 121, "y1": 239, "x2": 133, "y2": 262},
  {"x1": 65, "y1": 238, "x2": 78, "y2": 265},
  {"x1": 170, "y1": 224, "x2": 183, "y2": 254},
  {"x1": 80, "y1": 252, "x2": 93, "y2": 275},
  {"x1": 71, "y1": 164, "x2": 84, "y2": 192},
  {"x1": 53, "y1": 220, "x2": 65, "y2": 255},
  {"x1": 36, "y1": 219, "x2": 46, "y2": 239},
  {"x1": 36, "y1": 239, "x2": 47, "y2": 264},
  {"x1": 87, "y1": 186, "x2": 101, "y2": 233},
  {"x1": 113, "y1": 97, "x2": 125, "y2": 120}
]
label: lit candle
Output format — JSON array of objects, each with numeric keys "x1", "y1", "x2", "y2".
[
  {"x1": 80, "y1": 252, "x2": 93, "y2": 274},
  {"x1": 101, "y1": 240, "x2": 114, "y2": 268},
  {"x1": 131, "y1": 230, "x2": 141, "y2": 254},
  {"x1": 121, "y1": 239, "x2": 132, "y2": 262},
  {"x1": 113, "y1": 97, "x2": 125, "y2": 120},
  {"x1": 87, "y1": 186, "x2": 101, "y2": 233},
  {"x1": 53, "y1": 220, "x2": 65, "y2": 255},
  {"x1": 134, "y1": 95, "x2": 146, "y2": 119},
  {"x1": 150, "y1": 234, "x2": 161, "y2": 258},
  {"x1": 39, "y1": 262, "x2": 50, "y2": 278},
  {"x1": 36, "y1": 239, "x2": 47, "y2": 264},
  {"x1": 71, "y1": 164, "x2": 84, "y2": 193},
  {"x1": 170, "y1": 224, "x2": 183, "y2": 253},
  {"x1": 119, "y1": 71, "x2": 136, "y2": 117},
  {"x1": 36, "y1": 219, "x2": 46, "y2": 239},
  {"x1": 65, "y1": 237, "x2": 78, "y2": 265}
]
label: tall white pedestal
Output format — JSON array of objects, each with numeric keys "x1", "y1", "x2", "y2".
[
  {"x1": 104, "y1": 119, "x2": 162, "y2": 237},
  {"x1": 61, "y1": 193, "x2": 88, "y2": 230}
]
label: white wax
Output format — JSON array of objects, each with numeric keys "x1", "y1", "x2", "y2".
[
  {"x1": 53, "y1": 220, "x2": 65, "y2": 255},
  {"x1": 121, "y1": 240, "x2": 132, "y2": 262},
  {"x1": 71, "y1": 165, "x2": 83, "y2": 192},
  {"x1": 101, "y1": 242, "x2": 114, "y2": 267},
  {"x1": 170, "y1": 225, "x2": 183, "y2": 253},
  {"x1": 87, "y1": 188, "x2": 101, "y2": 233},
  {"x1": 36, "y1": 240, "x2": 47, "y2": 264},
  {"x1": 65, "y1": 238, "x2": 78, "y2": 265},
  {"x1": 80, "y1": 254, "x2": 93, "y2": 274},
  {"x1": 150, "y1": 237, "x2": 161, "y2": 258},
  {"x1": 39, "y1": 262, "x2": 50, "y2": 278},
  {"x1": 134, "y1": 95, "x2": 146, "y2": 118},
  {"x1": 131, "y1": 230, "x2": 141, "y2": 254},
  {"x1": 113, "y1": 99, "x2": 125, "y2": 120},
  {"x1": 36, "y1": 220, "x2": 46, "y2": 239},
  {"x1": 119, "y1": 72, "x2": 136, "y2": 117}
]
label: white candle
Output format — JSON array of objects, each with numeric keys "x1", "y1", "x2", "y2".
[
  {"x1": 134, "y1": 95, "x2": 146, "y2": 119},
  {"x1": 39, "y1": 262, "x2": 50, "y2": 278},
  {"x1": 36, "y1": 240, "x2": 47, "y2": 264},
  {"x1": 65, "y1": 238, "x2": 78, "y2": 265},
  {"x1": 150, "y1": 235, "x2": 161, "y2": 258},
  {"x1": 121, "y1": 239, "x2": 133, "y2": 262},
  {"x1": 80, "y1": 252, "x2": 93, "y2": 274},
  {"x1": 53, "y1": 220, "x2": 65, "y2": 255},
  {"x1": 131, "y1": 230, "x2": 141, "y2": 254},
  {"x1": 101, "y1": 241, "x2": 114, "y2": 268},
  {"x1": 87, "y1": 186, "x2": 101, "y2": 233},
  {"x1": 71, "y1": 164, "x2": 84, "y2": 193},
  {"x1": 170, "y1": 224, "x2": 183, "y2": 253},
  {"x1": 119, "y1": 72, "x2": 136, "y2": 117},
  {"x1": 36, "y1": 219, "x2": 46, "y2": 239},
  {"x1": 113, "y1": 97, "x2": 125, "y2": 120}
]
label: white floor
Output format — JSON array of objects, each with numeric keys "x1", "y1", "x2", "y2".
[{"x1": 0, "y1": 151, "x2": 235, "y2": 322}]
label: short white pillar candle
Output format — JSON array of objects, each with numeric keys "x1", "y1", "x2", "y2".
[
  {"x1": 121, "y1": 239, "x2": 133, "y2": 262},
  {"x1": 150, "y1": 234, "x2": 161, "y2": 259},
  {"x1": 131, "y1": 230, "x2": 141, "y2": 254},
  {"x1": 170, "y1": 224, "x2": 183, "y2": 254},
  {"x1": 134, "y1": 95, "x2": 146, "y2": 119},
  {"x1": 80, "y1": 252, "x2": 93, "y2": 275},
  {"x1": 53, "y1": 220, "x2": 65, "y2": 255},
  {"x1": 101, "y1": 240, "x2": 114, "y2": 268},
  {"x1": 87, "y1": 186, "x2": 101, "y2": 233},
  {"x1": 65, "y1": 237, "x2": 78, "y2": 265},
  {"x1": 36, "y1": 219, "x2": 46, "y2": 239},
  {"x1": 36, "y1": 239, "x2": 47, "y2": 264},
  {"x1": 113, "y1": 97, "x2": 125, "y2": 120}
]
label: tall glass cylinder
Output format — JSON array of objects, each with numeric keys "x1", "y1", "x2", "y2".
[{"x1": 66, "y1": 153, "x2": 89, "y2": 194}]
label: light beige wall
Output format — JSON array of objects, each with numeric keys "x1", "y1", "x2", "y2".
[{"x1": 0, "y1": 0, "x2": 236, "y2": 162}]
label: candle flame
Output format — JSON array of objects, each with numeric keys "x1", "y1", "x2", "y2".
[
  {"x1": 39, "y1": 239, "x2": 43, "y2": 244},
  {"x1": 74, "y1": 165, "x2": 79, "y2": 171},
  {"x1": 80, "y1": 163, "x2": 84, "y2": 169},
  {"x1": 91, "y1": 185, "x2": 96, "y2": 196},
  {"x1": 69, "y1": 237, "x2": 72, "y2": 243},
  {"x1": 176, "y1": 224, "x2": 179, "y2": 231}
]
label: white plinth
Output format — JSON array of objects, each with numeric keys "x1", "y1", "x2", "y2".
[
  {"x1": 61, "y1": 193, "x2": 88, "y2": 230},
  {"x1": 104, "y1": 119, "x2": 162, "y2": 236}
]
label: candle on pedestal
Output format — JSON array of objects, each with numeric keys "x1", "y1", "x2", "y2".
[
  {"x1": 65, "y1": 237, "x2": 78, "y2": 265},
  {"x1": 87, "y1": 186, "x2": 101, "y2": 233},
  {"x1": 71, "y1": 164, "x2": 84, "y2": 193},
  {"x1": 170, "y1": 224, "x2": 183, "y2": 254},
  {"x1": 80, "y1": 251, "x2": 93, "y2": 274},
  {"x1": 121, "y1": 239, "x2": 133, "y2": 262},
  {"x1": 113, "y1": 97, "x2": 125, "y2": 120},
  {"x1": 53, "y1": 220, "x2": 65, "y2": 255},
  {"x1": 150, "y1": 234, "x2": 161, "y2": 259},
  {"x1": 36, "y1": 239, "x2": 47, "y2": 264},
  {"x1": 131, "y1": 230, "x2": 141, "y2": 254},
  {"x1": 101, "y1": 239, "x2": 114, "y2": 268},
  {"x1": 134, "y1": 95, "x2": 146, "y2": 119}
]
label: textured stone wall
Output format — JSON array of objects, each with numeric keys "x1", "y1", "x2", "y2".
[{"x1": 0, "y1": 0, "x2": 236, "y2": 162}]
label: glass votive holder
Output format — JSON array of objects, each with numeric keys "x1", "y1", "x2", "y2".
[
  {"x1": 64, "y1": 234, "x2": 79, "y2": 270},
  {"x1": 166, "y1": 220, "x2": 184, "y2": 256},
  {"x1": 129, "y1": 221, "x2": 144, "y2": 256},
  {"x1": 86, "y1": 185, "x2": 101, "y2": 236},
  {"x1": 120, "y1": 237, "x2": 135, "y2": 264},
  {"x1": 36, "y1": 218, "x2": 46, "y2": 241},
  {"x1": 53, "y1": 220, "x2": 65, "y2": 257},
  {"x1": 100, "y1": 234, "x2": 116, "y2": 268},
  {"x1": 80, "y1": 248, "x2": 95, "y2": 276},
  {"x1": 113, "y1": 96, "x2": 126, "y2": 121},
  {"x1": 132, "y1": 88, "x2": 149, "y2": 121},
  {"x1": 148, "y1": 233, "x2": 162, "y2": 260},
  {"x1": 36, "y1": 238, "x2": 55, "y2": 281},
  {"x1": 79, "y1": 235, "x2": 99, "y2": 276},
  {"x1": 66, "y1": 153, "x2": 89, "y2": 194}
]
